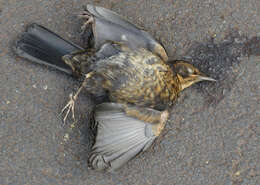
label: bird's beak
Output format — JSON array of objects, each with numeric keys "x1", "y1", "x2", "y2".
[
  {"x1": 197, "y1": 75, "x2": 217, "y2": 82},
  {"x1": 178, "y1": 73, "x2": 216, "y2": 91}
]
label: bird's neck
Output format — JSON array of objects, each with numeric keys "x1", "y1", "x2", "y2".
[
  {"x1": 162, "y1": 70, "x2": 182, "y2": 104},
  {"x1": 172, "y1": 74, "x2": 182, "y2": 93}
]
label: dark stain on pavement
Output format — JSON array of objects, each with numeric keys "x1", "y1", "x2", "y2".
[{"x1": 184, "y1": 30, "x2": 259, "y2": 106}]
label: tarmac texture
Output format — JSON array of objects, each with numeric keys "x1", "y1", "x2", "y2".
[{"x1": 0, "y1": 0, "x2": 259, "y2": 184}]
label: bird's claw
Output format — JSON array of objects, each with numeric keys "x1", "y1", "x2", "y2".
[
  {"x1": 61, "y1": 93, "x2": 76, "y2": 124},
  {"x1": 77, "y1": 11, "x2": 94, "y2": 35},
  {"x1": 60, "y1": 74, "x2": 88, "y2": 124},
  {"x1": 77, "y1": 10, "x2": 91, "y2": 19}
]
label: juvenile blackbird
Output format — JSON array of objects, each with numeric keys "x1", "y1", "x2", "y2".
[{"x1": 14, "y1": 5, "x2": 216, "y2": 171}]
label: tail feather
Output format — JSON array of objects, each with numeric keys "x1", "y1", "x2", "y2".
[{"x1": 14, "y1": 23, "x2": 83, "y2": 74}]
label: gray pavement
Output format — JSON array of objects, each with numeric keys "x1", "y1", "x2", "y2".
[{"x1": 0, "y1": 0, "x2": 259, "y2": 184}]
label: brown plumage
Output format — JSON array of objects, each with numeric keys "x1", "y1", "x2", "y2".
[
  {"x1": 63, "y1": 44, "x2": 215, "y2": 112},
  {"x1": 69, "y1": 47, "x2": 179, "y2": 109},
  {"x1": 14, "y1": 5, "x2": 216, "y2": 172}
]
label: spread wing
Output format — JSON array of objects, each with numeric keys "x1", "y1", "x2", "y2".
[
  {"x1": 84, "y1": 4, "x2": 168, "y2": 61},
  {"x1": 89, "y1": 103, "x2": 157, "y2": 172}
]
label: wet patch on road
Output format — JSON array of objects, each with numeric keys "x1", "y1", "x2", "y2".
[{"x1": 184, "y1": 30, "x2": 259, "y2": 106}]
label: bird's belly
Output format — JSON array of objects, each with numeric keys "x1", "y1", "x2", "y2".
[{"x1": 109, "y1": 81, "x2": 172, "y2": 109}]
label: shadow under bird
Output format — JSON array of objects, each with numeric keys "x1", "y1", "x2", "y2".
[{"x1": 14, "y1": 5, "x2": 216, "y2": 172}]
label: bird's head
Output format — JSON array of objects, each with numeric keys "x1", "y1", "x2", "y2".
[{"x1": 172, "y1": 61, "x2": 216, "y2": 91}]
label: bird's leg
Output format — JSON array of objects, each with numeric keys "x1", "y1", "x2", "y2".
[
  {"x1": 62, "y1": 49, "x2": 95, "y2": 77},
  {"x1": 123, "y1": 105, "x2": 169, "y2": 136},
  {"x1": 77, "y1": 10, "x2": 94, "y2": 34},
  {"x1": 61, "y1": 72, "x2": 93, "y2": 123}
]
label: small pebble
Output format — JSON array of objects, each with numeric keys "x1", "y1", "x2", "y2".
[{"x1": 64, "y1": 133, "x2": 69, "y2": 141}]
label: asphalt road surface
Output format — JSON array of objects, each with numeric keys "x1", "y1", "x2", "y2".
[{"x1": 0, "y1": 0, "x2": 259, "y2": 184}]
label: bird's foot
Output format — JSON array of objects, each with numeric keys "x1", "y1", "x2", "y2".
[
  {"x1": 77, "y1": 11, "x2": 94, "y2": 34},
  {"x1": 61, "y1": 93, "x2": 77, "y2": 124},
  {"x1": 60, "y1": 73, "x2": 91, "y2": 124}
]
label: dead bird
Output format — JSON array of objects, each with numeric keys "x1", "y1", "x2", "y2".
[{"x1": 13, "y1": 4, "x2": 215, "y2": 172}]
